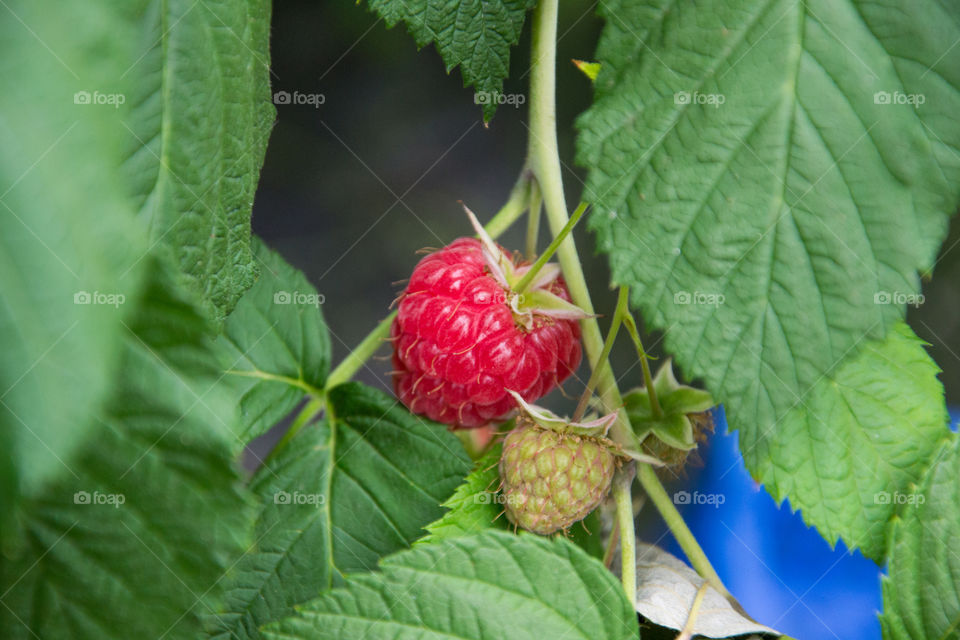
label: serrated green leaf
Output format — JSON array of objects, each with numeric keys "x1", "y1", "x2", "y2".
[
  {"x1": 363, "y1": 0, "x2": 536, "y2": 121},
  {"x1": 880, "y1": 435, "x2": 960, "y2": 640},
  {"x1": 0, "y1": 257, "x2": 253, "y2": 640},
  {"x1": 578, "y1": 0, "x2": 960, "y2": 553},
  {"x1": 211, "y1": 382, "x2": 470, "y2": 640},
  {"x1": 418, "y1": 442, "x2": 507, "y2": 544},
  {"x1": 757, "y1": 323, "x2": 950, "y2": 560},
  {"x1": 219, "y1": 239, "x2": 330, "y2": 442},
  {"x1": 0, "y1": 0, "x2": 151, "y2": 506},
  {"x1": 264, "y1": 531, "x2": 638, "y2": 640},
  {"x1": 124, "y1": 0, "x2": 274, "y2": 321}
]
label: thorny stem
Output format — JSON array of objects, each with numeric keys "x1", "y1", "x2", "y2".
[{"x1": 525, "y1": 0, "x2": 739, "y2": 610}]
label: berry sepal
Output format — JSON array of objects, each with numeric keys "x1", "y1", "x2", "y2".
[
  {"x1": 506, "y1": 390, "x2": 617, "y2": 438},
  {"x1": 463, "y1": 203, "x2": 592, "y2": 328}
]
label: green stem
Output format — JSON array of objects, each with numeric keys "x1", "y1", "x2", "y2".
[
  {"x1": 571, "y1": 286, "x2": 627, "y2": 422},
  {"x1": 525, "y1": 0, "x2": 632, "y2": 450},
  {"x1": 525, "y1": 179, "x2": 542, "y2": 259},
  {"x1": 524, "y1": 0, "x2": 740, "y2": 611},
  {"x1": 613, "y1": 465, "x2": 637, "y2": 604},
  {"x1": 621, "y1": 302, "x2": 663, "y2": 419},
  {"x1": 484, "y1": 170, "x2": 531, "y2": 240},
  {"x1": 326, "y1": 311, "x2": 396, "y2": 390},
  {"x1": 636, "y1": 464, "x2": 736, "y2": 606},
  {"x1": 266, "y1": 395, "x2": 324, "y2": 463},
  {"x1": 514, "y1": 201, "x2": 588, "y2": 294}
]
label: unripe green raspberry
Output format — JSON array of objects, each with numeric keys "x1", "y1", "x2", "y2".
[{"x1": 499, "y1": 418, "x2": 616, "y2": 535}]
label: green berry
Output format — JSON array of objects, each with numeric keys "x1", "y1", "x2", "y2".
[{"x1": 499, "y1": 418, "x2": 616, "y2": 535}]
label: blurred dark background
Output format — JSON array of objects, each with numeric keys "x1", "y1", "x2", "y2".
[{"x1": 251, "y1": 2, "x2": 960, "y2": 638}]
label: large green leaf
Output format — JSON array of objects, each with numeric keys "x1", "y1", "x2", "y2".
[
  {"x1": 578, "y1": 0, "x2": 960, "y2": 551},
  {"x1": 0, "y1": 258, "x2": 253, "y2": 640},
  {"x1": 758, "y1": 323, "x2": 950, "y2": 560},
  {"x1": 124, "y1": 0, "x2": 274, "y2": 321},
  {"x1": 0, "y1": 0, "x2": 149, "y2": 505},
  {"x1": 264, "y1": 531, "x2": 638, "y2": 640},
  {"x1": 364, "y1": 0, "x2": 536, "y2": 121},
  {"x1": 219, "y1": 239, "x2": 331, "y2": 442},
  {"x1": 211, "y1": 382, "x2": 470, "y2": 640},
  {"x1": 880, "y1": 435, "x2": 960, "y2": 640}
]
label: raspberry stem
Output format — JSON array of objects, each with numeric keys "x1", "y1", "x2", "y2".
[
  {"x1": 612, "y1": 464, "x2": 637, "y2": 604},
  {"x1": 526, "y1": 0, "x2": 738, "y2": 611},
  {"x1": 636, "y1": 463, "x2": 746, "y2": 614},
  {"x1": 514, "y1": 201, "x2": 588, "y2": 295},
  {"x1": 525, "y1": 178, "x2": 542, "y2": 259},
  {"x1": 621, "y1": 300, "x2": 664, "y2": 419},
  {"x1": 572, "y1": 286, "x2": 627, "y2": 422},
  {"x1": 482, "y1": 170, "x2": 532, "y2": 240}
]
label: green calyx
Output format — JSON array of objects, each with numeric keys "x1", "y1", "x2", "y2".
[
  {"x1": 506, "y1": 390, "x2": 617, "y2": 440},
  {"x1": 623, "y1": 359, "x2": 714, "y2": 452},
  {"x1": 463, "y1": 203, "x2": 591, "y2": 329}
]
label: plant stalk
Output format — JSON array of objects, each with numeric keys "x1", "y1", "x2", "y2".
[
  {"x1": 612, "y1": 465, "x2": 637, "y2": 604},
  {"x1": 525, "y1": 178, "x2": 542, "y2": 259},
  {"x1": 620, "y1": 299, "x2": 663, "y2": 419},
  {"x1": 514, "y1": 201, "x2": 587, "y2": 294},
  {"x1": 326, "y1": 311, "x2": 396, "y2": 390},
  {"x1": 524, "y1": 0, "x2": 739, "y2": 611},
  {"x1": 525, "y1": 0, "x2": 631, "y2": 448},
  {"x1": 571, "y1": 286, "x2": 627, "y2": 422},
  {"x1": 636, "y1": 463, "x2": 735, "y2": 605},
  {"x1": 265, "y1": 395, "x2": 325, "y2": 463}
]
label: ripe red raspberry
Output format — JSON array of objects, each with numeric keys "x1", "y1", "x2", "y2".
[{"x1": 391, "y1": 237, "x2": 582, "y2": 428}]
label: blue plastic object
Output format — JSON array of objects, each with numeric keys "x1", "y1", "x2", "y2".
[{"x1": 651, "y1": 406, "x2": 960, "y2": 640}]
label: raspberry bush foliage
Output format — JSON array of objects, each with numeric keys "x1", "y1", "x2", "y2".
[{"x1": 1, "y1": 0, "x2": 959, "y2": 639}]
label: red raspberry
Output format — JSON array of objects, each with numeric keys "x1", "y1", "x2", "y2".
[{"x1": 392, "y1": 237, "x2": 582, "y2": 428}]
